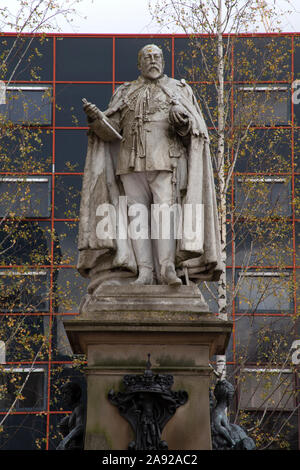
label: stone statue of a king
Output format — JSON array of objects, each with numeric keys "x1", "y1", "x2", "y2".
[{"x1": 77, "y1": 44, "x2": 222, "y2": 295}]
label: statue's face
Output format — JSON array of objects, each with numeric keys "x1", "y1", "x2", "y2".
[{"x1": 139, "y1": 45, "x2": 164, "y2": 80}]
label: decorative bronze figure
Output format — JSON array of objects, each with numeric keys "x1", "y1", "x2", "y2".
[
  {"x1": 56, "y1": 382, "x2": 85, "y2": 450},
  {"x1": 108, "y1": 355, "x2": 188, "y2": 450},
  {"x1": 210, "y1": 379, "x2": 256, "y2": 450}
]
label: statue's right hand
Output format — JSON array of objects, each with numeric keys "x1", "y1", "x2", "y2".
[{"x1": 82, "y1": 100, "x2": 100, "y2": 121}]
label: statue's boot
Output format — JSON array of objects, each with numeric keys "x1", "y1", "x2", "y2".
[
  {"x1": 161, "y1": 262, "x2": 182, "y2": 287},
  {"x1": 131, "y1": 266, "x2": 154, "y2": 285},
  {"x1": 129, "y1": 238, "x2": 154, "y2": 285}
]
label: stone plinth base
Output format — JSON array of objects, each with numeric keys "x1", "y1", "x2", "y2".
[{"x1": 64, "y1": 285, "x2": 232, "y2": 450}]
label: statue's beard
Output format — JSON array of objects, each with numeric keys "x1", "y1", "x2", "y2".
[{"x1": 143, "y1": 66, "x2": 162, "y2": 79}]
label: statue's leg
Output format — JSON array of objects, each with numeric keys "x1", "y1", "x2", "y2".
[
  {"x1": 149, "y1": 171, "x2": 182, "y2": 286},
  {"x1": 120, "y1": 172, "x2": 154, "y2": 285}
]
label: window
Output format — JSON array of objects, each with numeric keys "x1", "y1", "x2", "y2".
[
  {"x1": 55, "y1": 37, "x2": 113, "y2": 81},
  {"x1": 231, "y1": 314, "x2": 293, "y2": 363},
  {"x1": 55, "y1": 268, "x2": 88, "y2": 313},
  {"x1": 236, "y1": 270, "x2": 293, "y2": 313},
  {"x1": 234, "y1": 37, "x2": 291, "y2": 82},
  {"x1": 0, "y1": 176, "x2": 51, "y2": 218},
  {"x1": 235, "y1": 176, "x2": 291, "y2": 217},
  {"x1": 235, "y1": 128, "x2": 291, "y2": 173},
  {"x1": 0, "y1": 269, "x2": 50, "y2": 313},
  {"x1": 0, "y1": 85, "x2": 52, "y2": 125},
  {"x1": 55, "y1": 83, "x2": 112, "y2": 126},
  {"x1": 238, "y1": 368, "x2": 295, "y2": 410},
  {"x1": 54, "y1": 175, "x2": 82, "y2": 219},
  {"x1": 0, "y1": 414, "x2": 47, "y2": 450},
  {"x1": 0, "y1": 221, "x2": 51, "y2": 266},
  {"x1": 55, "y1": 129, "x2": 87, "y2": 172},
  {"x1": 233, "y1": 221, "x2": 293, "y2": 267},
  {"x1": 0, "y1": 128, "x2": 52, "y2": 172},
  {"x1": 0, "y1": 367, "x2": 46, "y2": 411},
  {"x1": 53, "y1": 221, "x2": 78, "y2": 265},
  {"x1": 235, "y1": 85, "x2": 290, "y2": 126},
  {"x1": 174, "y1": 37, "x2": 231, "y2": 82},
  {"x1": 0, "y1": 36, "x2": 53, "y2": 82},
  {"x1": 51, "y1": 316, "x2": 74, "y2": 360}
]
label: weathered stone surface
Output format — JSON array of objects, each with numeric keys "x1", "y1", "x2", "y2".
[
  {"x1": 64, "y1": 287, "x2": 232, "y2": 450},
  {"x1": 78, "y1": 44, "x2": 222, "y2": 293},
  {"x1": 79, "y1": 284, "x2": 208, "y2": 315}
]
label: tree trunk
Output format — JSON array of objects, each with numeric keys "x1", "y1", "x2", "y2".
[{"x1": 216, "y1": 0, "x2": 227, "y2": 379}]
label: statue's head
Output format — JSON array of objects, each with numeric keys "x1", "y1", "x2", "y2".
[
  {"x1": 214, "y1": 379, "x2": 235, "y2": 406},
  {"x1": 138, "y1": 44, "x2": 165, "y2": 80}
]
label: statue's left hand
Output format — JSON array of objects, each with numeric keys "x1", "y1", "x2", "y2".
[{"x1": 170, "y1": 104, "x2": 189, "y2": 128}]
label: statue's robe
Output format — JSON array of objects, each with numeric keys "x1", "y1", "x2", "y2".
[{"x1": 77, "y1": 75, "x2": 222, "y2": 292}]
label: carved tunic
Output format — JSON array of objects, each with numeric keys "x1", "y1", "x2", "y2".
[{"x1": 89, "y1": 75, "x2": 190, "y2": 177}]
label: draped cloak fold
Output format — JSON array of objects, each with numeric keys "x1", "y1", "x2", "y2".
[{"x1": 77, "y1": 76, "x2": 222, "y2": 286}]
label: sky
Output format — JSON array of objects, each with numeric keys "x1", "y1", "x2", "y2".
[{"x1": 2, "y1": 0, "x2": 300, "y2": 34}]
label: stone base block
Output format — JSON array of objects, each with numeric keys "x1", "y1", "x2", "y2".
[{"x1": 64, "y1": 285, "x2": 232, "y2": 450}]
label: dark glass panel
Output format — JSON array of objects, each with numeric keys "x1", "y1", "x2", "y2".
[
  {"x1": 293, "y1": 87, "x2": 300, "y2": 126},
  {"x1": 191, "y1": 83, "x2": 220, "y2": 127},
  {"x1": 233, "y1": 220, "x2": 293, "y2": 267},
  {"x1": 115, "y1": 37, "x2": 172, "y2": 82},
  {"x1": 235, "y1": 86, "x2": 290, "y2": 127},
  {"x1": 235, "y1": 411, "x2": 298, "y2": 450},
  {"x1": 0, "y1": 315, "x2": 49, "y2": 361},
  {"x1": 235, "y1": 314, "x2": 295, "y2": 362},
  {"x1": 0, "y1": 36, "x2": 53, "y2": 81},
  {"x1": 0, "y1": 368, "x2": 46, "y2": 411},
  {"x1": 49, "y1": 364, "x2": 86, "y2": 412},
  {"x1": 55, "y1": 129, "x2": 87, "y2": 172},
  {"x1": 174, "y1": 37, "x2": 232, "y2": 82},
  {"x1": 50, "y1": 315, "x2": 75, "y2": 361},
  {"x1": 0, "y1": 269, "x2": 50, "y2": 313},
  {"x1": 53, "y1": 221, "x2": 78, "y2": 266},
  {"x1": 0, "y1": 175, "x2": 51, "y2": 218},
  {"x1": 201, "y1": 268, "x2": 233, "y2": 317},
  {"x1": 235, "y1": 128, "x2": 292, "y2": 173},
  {"x1": 56, "y1": 37, "x2": 113, "y2": 81},
  {"x1": 200, "y1": 281, "x2": 219, "y2": 314},
  {"x1": 54, "y1": 268, "x2": 88, "y2": 313},
  {"x1": 235, "y1": 176, "x2": 292, "y2": 217},
  {"x1": 294, "y1": 38, "x2": 300, "y2": 79},
  {"x1": 235, "y1": 270, "x2": 293, "y2": 313},
  {"x1": 0, "y1": 86, "x2": 52, "y2": 125},
  {"x1": 0, "y1": 414, "x2": 47, "y2": 450},
  {"x1": 225, "y1": 221, "x2": 233, "y2": 267},
  {"x1": 238, "y1": 369, "x2": 295, "y2": 410},
  {"x1": 0, "y1": 221, "x2": 51, "y2": 266},
  {"x1": 226, "y1": 334, "x2": 234, "y2": 363},
  {"x1": 294, "y1": 129, "x2": 300, "y2": 172},
  {"x1": 234, "y1": 36, "x2": 292, "y2": 82},
  {"x1": 54, "y1": 175, "x2": 82, "y2": 219},
  {"x1": 296, "y1": 221, "x2": 300, "y2": 266},
  {"x1": 55, "y1": 83, "x2": 112, "y2": 126},
  {"x1": 293, "y1": 176, "x2": 300, "y2": 218},
  {"x1": 0, "y1": 128, "x2": 52, "y2": 173}
]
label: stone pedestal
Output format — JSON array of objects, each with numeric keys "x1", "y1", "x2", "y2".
[{"x1": 64, "y1": 285, "x2": 232, "y2": 450}]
